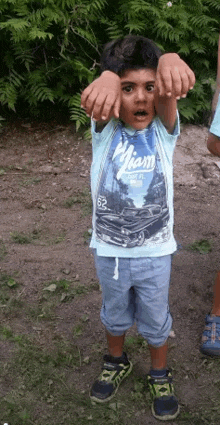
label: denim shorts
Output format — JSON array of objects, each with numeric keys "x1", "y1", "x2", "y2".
[{"x1": 93, "y1": 252, "x2": 172, "y2": 347}]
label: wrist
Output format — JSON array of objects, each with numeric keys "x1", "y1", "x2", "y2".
[
  {"x1": 161, "y1": 53, "x2": 180, "y2": 59},
  {"x1": 101, "y1": 70, "x2": 120, "y2": 80}
]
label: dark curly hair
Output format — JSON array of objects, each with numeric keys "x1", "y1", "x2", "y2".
[{"x1": 100, "y1": 35, "x2": 162, "y2": 76}]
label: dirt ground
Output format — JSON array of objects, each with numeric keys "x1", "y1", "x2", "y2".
[{"x1": 0, "y1": 121, "x2": 220, "y2": 424}]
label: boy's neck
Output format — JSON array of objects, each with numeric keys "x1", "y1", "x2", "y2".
[{"x1": 120, "y1": 118, "x2": 154, "y2": 133}]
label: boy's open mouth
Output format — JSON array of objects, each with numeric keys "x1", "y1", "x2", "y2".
[{"x1": 134, "y1": 110, "x2": 148, "y2": 116}]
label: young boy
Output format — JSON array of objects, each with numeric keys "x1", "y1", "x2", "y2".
[
  {"x1": 81, "y1": 35, "x2": 195, "y2": 421},
  {"x1": 201, "y1": 32, "x2": 220, "y2": 356}
]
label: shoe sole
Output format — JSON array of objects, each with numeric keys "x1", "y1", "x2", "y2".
[
  {"x1": 200, "y1": 347, "x2": 220, "y2": 357},
  {"x1": 152, "y1": 404, "x2": 180, "y2": 421},
  {"x1": 90, "y1": 361, "x2": 133, "y2": 403}
]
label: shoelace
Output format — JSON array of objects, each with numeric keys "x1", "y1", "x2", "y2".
[
  {"x1": 99, "y1": 363, "x2": 122, "y2": 382},
  {"x1": 149, "y1": 376, "x2": 173, "y2": 398}
]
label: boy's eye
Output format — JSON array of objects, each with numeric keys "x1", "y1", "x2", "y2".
[
  {"x1": 146, "y1": 84, "x2": 154, "y2": 92},
  {"x1": 122, "y1": 86, "x2": 133, "y2": 93}
]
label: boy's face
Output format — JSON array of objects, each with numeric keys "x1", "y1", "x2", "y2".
[{"x1": 119, "y1": 68, "x2": 156, "y2": 130}]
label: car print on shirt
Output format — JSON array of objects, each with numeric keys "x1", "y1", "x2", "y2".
[{"x1": 96, "y1": 204, "x2": 169, "y2": 248}]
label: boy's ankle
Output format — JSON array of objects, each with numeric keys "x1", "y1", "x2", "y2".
[
  {"x1": 105, "y1": 352, "x2": 129, "y2": 365},
  {"x1": 108, "y1": 351, "x2": 123, "y2": 358},
  {"x1": 150, "y1": 368, "x2": 167, "y2": 378}
]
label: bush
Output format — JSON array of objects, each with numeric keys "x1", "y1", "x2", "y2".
[{"x1": 0, "y1": 0, "x2": 219, "y2": 127}]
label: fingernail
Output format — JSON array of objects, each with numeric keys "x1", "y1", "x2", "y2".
[
  {"x1": 101, "y1": 116, "x2": 106, "y2": 120},
  {"x1": 182, "y1": 94, "x2": 186, "y2": 98},
  {"x1": 176, "y1": 96, "x2": 180, "y2": 100},
  {"x1": 86, "y1": 114, "x2": 90, "y2": 117}
]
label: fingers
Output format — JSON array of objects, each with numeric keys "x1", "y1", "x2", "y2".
[
  {"x1": 81, "y1": 88, "x2": 119, "y2": 121},
  {"x1": 173, "y1": 66, "x2": 195, "y2": 98},
  {"x1": 81, "y1": 86, "x2": 102, "y2": 118},
  {"x1": 113, "y1": 93, "x2": 121, "y2": 119},
  {"x1": 187, "y1": 68, "x2": 196, "y2": 90},
  {"x1": 81, "y1": 92, "x2": 121, "y2": 122},
  {"x1": 156, "y1": 70, "x2": 172, "y2": 97},
  {"x1": 81, "y1": 71, "x2": 121, "y2": 122},
  {"x1": 171, "y1": 66, "x2": 186, "y2": 99},
  {"x1": 157, "y1": 64, "x2": 195, "y2": 99},
  {"x1": 81, "y1": 83, "x2": 95, "y2": 110}
]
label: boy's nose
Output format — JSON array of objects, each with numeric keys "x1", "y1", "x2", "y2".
[{"x1": 135, "y1": 88, "x2": 146, "y2": 102}]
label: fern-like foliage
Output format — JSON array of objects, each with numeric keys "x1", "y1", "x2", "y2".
[
  {"x1": 0, "y1": 0, "x2": 219, "y2": 126},
  {"x1": 69, "y1": 93, "x2": 90, "y2": 131}
]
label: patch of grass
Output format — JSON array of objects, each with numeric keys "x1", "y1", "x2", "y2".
[
  {"x1": 37, "y1": 300, "x2": 58, "y2": 321},
  {"x1": 11, "y1": 228, "x2": 67, "y2": 247},
  {"x1": 0, "y1": 325, "x2": 14, "y2": 340},
  {"x1": 1, "y1": 326, "x2": 216, "y2": 425},
  {"x1": 0, "y1": 332, "x2": 83, "y2": 423},
  {"x1": 11, "y1": 231, "x2": 32, "y2": 244},
  {"x1": 187, "y1": 239, "x2": 212, "y2": 254},
  {"x1": 0, "y1": 272, "x2": 19, "y2": 305},
  {"x1": 72, "y1": 323, "x2": 84, "y2": 338},
  {"x1": 178, "y1": 409, "x2": 216, "y2": 425},
  {"x1": 20, "y1": 176, "x2": 42, "y2": 186},
  {"x1": 10, "y1": 229, "x2": 42, "y2": 244},
  {"x1": 0, "y1": 401, "x2": 32, "y2": 425},
  {"x1": 124, "y1": 335, "x2": 148, "y2": 354},
  {"x1": 63, "y1": 187, "x2": 92, "y2": 216},
  {"x1": 0, "y1": 273, "x2": 23, "y2": 317},
  {"x1": 27, "y1": 280, "x2": 96, "y2": 321},
  {"x1": 42, "y1": 279, "x2": 91, "y2": 304},
  {"x1": 0, "y1": 239, "x2": 7, "y2": 259},
  {"x1": 90, "y1": 280, "x2": 101, "y2": 291},
  {"x1": 72, "y1": 315, "x2": 89, "y2": 339},
  {"x1": 63, "y1": 195, "x2": 81, "y2": 208},
  {"x1": 91, "y1": 343, "x2": 104, "y2": 353},
  {"x1": 130, "y1": 377, "x2": 146, "y2": 403},
  {"x1": 83, "y1": 228, "x2": 92, "y2": 244},
  {"x1": 48, "y1": 231, "x2": 66, "y2": 245}
]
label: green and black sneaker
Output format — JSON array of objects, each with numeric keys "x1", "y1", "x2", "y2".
[
  {"x1": 90, "y1": 352, "x2": 132, "y2": 403},
  {"x1": 147, "y1": 369, "x2": 180, "y2": 421}
]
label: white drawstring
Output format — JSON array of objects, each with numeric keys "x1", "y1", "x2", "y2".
[{"x1": 113, "y1": 257, "x2": 119, "y2": 280}]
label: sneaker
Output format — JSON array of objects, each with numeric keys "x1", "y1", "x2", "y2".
[
  {"x1": 90, "y1": 352, "x2": 132, "y2": 403},
  {"x1": 201, "y1": 314, "x2": 220, "y2": 356},
  {"x1": 147, "y1": 370, "x2": 180, "y2": 421}
]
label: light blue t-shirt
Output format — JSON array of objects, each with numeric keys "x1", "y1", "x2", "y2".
[
  {"x1": 210, "y1": 93, "x2": 220, "y2": 137},
  {"x1": 90, "y1": 115, "x2": 180, "y2": 257}
]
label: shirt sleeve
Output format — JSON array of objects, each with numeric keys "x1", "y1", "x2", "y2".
[
  {"x1": 153, "y1": 112, "x2": 180, "y2": 162},
  {"x1": 91, "y1": 118, "x2": 118, "y2": 154}
]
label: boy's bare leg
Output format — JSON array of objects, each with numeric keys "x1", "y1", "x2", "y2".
[
  {"x1": 90, "y1": 331, "x2": 132, "y2": 403},
  {"x1": 148, "y1": 342, "x2": 168, "y2": 370},
  {"x1": 106, "y1": 331, "x2": 125, "y2": 357},
  {"x1": 211, "y1": 271, "x2": 220, "y2": 316},
  {"x1": 147, "y1": 341, "x2": 180, "y2": 419},
  {"x1": 106, "y1": 331, "x2": 168, "y2": 368}
]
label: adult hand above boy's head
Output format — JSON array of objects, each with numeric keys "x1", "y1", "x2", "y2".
[
  {"x1": 156, "y1": 53, "x2": 195, "y2": 99},
  {"x1": 81, "y1": 71, "x2": 121, "y2": 122}
]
